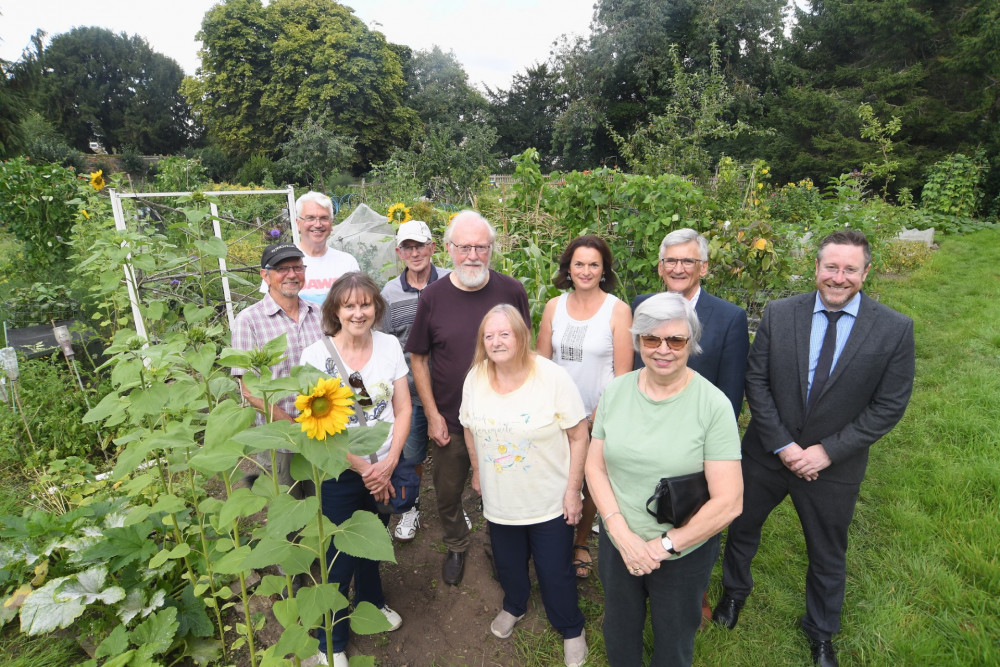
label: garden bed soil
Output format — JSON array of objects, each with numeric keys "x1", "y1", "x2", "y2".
[{"x1": 228, "y1": 455, "x2": 603, "y2": 667}]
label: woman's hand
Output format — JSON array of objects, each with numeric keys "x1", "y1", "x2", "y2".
[
  {"x1": 471, "y1": 468, "x2": 481, "y2": 495},
  {"x1": 644, "y1": 535, "x2": 673, "y2": 563},
  {"x1": 563, "y1": 489, "x2": 583, "y2": 526},
  {"x1": 606, "y1": 515, "x2": 660, "y2": 576},
  {"x1": 362, "y1": 456, "x2": 397, "y2": 499}
]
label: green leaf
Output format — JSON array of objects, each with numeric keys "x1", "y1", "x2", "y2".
[
  {"x1": 58, "y1": 566, "x2": 126, "y2": 605},
  {"x1": 127, "y1": 382, "x2": 173, "y2": 421},
  {"x1": 272, "y1": 623, "x2": 318, "y2": 659},
  {"x1": 295, "y1": 583, "x2": 347, "y2": 629},
  {"x1": 349, "y1": 601, "x2": 391, "y2": 635},
  {"x1": 176, "y1": 584, "x2": 215, "y2": 638},
  {"x1": 183, "y1": 303, "x2": 217, "y2": 324},
  {"x1": 95, "y1": 623, "x2": 129, "y2": 659},
  {"x1": 150, "y1": 494, "x2": 187, "y2": 515},
  {"x1": 194, "y1": 236, "x2": 229, "y2": 258},
  {"x1": 346, "y1": 421, "x2": 390, "y2": 458},
  {"x1": 185, "y1": 636, "x2": 222, "y2": 665},
  {"x1": 20, "y1": 576, "x2": 85, "y2": 634},
  {"x1": 77, "y1": 524, "x2": 158, "y2": 572},
  {"x1": 189, "y1": 440, "x2": 245, "y2": 474},
  {"x1": 83, "y1": 391, "x2": 127, "y2": 424},
  {"x1": 218, "y1": 488, "x2": 268, "y2": 526},
  {"x1": 118, "y1": 588, "x2": 166, "y2": 625},
  {"x1": 212, "y1": 545, "x2": 251, "y2": 574},
  {"x1": 131, "y1": 607, "x2": 179, "y2": 656},
  {"x1": 256, "y1": 574, "x2": 288, "y2": 598},
  {"x1": 148, "y1": 542, "x2": 191, "y2": 569},
  {"x1": 186, "y1": 342, "x2": 218, "y2": 378},
  {"x1": 264, "y1": 494, "x2": 318, "y2": 539},
  {"x1": 241, "y1": 537, "x2": 294, "y2": 570},
  {"x1": 232, "y1": 419, "x2": 300, "y2": 455},
  {"x1": 271, "y1": 596, "x2": 298, "y2": 628},
  {"x1": 204, "y1": 399, "x2": 256, "y2": 448},
  {"x1": 332, "y1": 511, "x2": 395, "y2": 562},
  {"x1": 299, "y1": 434, "x2": 351, "y2": 480}
]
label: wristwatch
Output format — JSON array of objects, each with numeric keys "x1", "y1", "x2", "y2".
[{"x1": 661, "y1": 531, "x2": 679, "y2": 556}]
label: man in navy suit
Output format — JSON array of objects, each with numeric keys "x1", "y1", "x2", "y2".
[
  {"x1": 712, "y1": 230, "x2": 915, "y2": 667},
  {"x1": 632, "y1": 228, "x2": 750, "y2": 417}
]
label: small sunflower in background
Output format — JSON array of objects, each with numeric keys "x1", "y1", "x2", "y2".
[
  {"x1": 387, "y1": 202, "x2": 411, "y2": 226},
  {"x1": 89, "y1": 170, "x2": 105, "y2": 191},
  {"x1": 295, "y1": 377, "x2": 355, "y2": 440}
]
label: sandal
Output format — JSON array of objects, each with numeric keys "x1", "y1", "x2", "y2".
[{"x1": 572, "y1": 544, "x2": 593, "y2": 579}]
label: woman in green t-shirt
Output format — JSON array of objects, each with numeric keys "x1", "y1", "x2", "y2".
[{"x1": 586, "y1": 292, "x2": 744, "y2": 666}]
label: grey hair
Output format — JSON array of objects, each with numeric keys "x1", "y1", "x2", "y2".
[
  {"x1": 443, "y1": 210, "x2": 497, "y2": 244},
  {"x1": 659, "y1": 228, "x2": 709, "y2": 262},
  {"x1": 295, "y1": 191, "x2": 334, "y2": 219},
  {"x1": 631, "y1": 292, "x2": 703, "y2": 356}
]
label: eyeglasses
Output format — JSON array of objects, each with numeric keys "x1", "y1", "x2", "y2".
[
  {"x1": 299, "y1": 215, "x2": 332, "y2": 223},
  {"x1": 266, "y1": 264, "x2": 306, "y2": 275},
  {"x1": 639, "y1": 335, "x2": 690, "y2": 351},
  {"x1": 818, "y1": 264, "x2": 863, "y2": 277},
  {"x1": 450, "y1": 243, "x2": 492, "y2": 256},
  {"x1": 348, "y1": 371, "x2": 372, "y2": 407},
  {"x1": 660, "y1": 257, "x2": 701, "y2": 269},
  {"x1": 399, "y1": 242, "x2": 431, "y2": 255}
]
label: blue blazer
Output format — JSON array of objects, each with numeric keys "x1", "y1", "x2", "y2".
[{"x1": 632, "y1": 290, "x2": 750, "y2": 417}]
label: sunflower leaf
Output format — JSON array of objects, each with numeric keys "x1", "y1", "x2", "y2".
[
  {"x1": 204, "y1": 399, "x2": 256, "y2": 449},
  {"x1": 218, "y1": 488, "x2": 268, "y2": 527},
  {"x1": 350, "y1": 601, "x2": 392, "y2": 635},
  {"x1": 332, "y1": 511, "x2": 395, "y2": 562}
]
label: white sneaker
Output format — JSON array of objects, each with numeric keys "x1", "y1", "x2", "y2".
[
  {"x1": 380, "y1": 604, "x2": 402, "y2": 631},
  {"x1": 564, "y1": 629, "x2": 588, "y2": 667},
  {"x1": 490, "y1": 610, "x2": 525, "y2": 639},
  {"x1": 394, "y1": 507, "x2": 420, "y2": 541},
  {"x1": 303, "y1": 651, "x2": 347, "y2": 667},
  {"x1": 464, "y1": 510, "x2": 472, "y2": 530}
]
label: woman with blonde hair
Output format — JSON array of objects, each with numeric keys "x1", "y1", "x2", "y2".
[{"x1": 460, "y1": 304, "x2": 590, "y2": 667}]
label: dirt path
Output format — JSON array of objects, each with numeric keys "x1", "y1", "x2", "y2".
[{"x1": 235, "y1": 458, "x2": 604, "y2": 667}]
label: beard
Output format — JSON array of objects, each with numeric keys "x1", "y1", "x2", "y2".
[{"x1": 454, "y1": 261, "x2": 489, "y2": 288}]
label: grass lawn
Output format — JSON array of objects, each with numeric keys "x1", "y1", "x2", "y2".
[{"x1": 518, "y1": 229, "x2": 1000, "y2": 666}]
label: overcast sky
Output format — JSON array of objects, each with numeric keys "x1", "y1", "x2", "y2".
[{"x1": 0, "y1": 0, "x2": 596, "y2": 91}]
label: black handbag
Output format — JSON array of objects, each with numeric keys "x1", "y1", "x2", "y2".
[{"x1": 645, "y1": 471, "x2": 710, "y2": 527}]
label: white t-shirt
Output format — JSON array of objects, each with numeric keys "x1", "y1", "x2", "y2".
[
  {"x1": 549, "y1": 292, "x2": 620, "y2": 414},
  {"x1": 260, "y1": 245, "x2": 360, "y2": 304},
  {"x1": 299, "y1": 330, "x2": 408, "y2": 460},
  {"x1": 459, "y1": 356, "x2": 586, "y2": 525}
]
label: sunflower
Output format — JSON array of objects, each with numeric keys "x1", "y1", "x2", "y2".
[
  {"x1": 386, "y1": 202, "x2": 411, "y2": 225},
  {"x1": 89, "y1": 170, "x2": 105, "y2": 191},
  {"x1": 294, "y1": 377, "x2": 355, "y2": 440}
]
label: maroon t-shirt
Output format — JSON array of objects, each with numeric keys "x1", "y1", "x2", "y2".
[{"x1": 405, "y1": 270, "x2": 531, "y2": 432}]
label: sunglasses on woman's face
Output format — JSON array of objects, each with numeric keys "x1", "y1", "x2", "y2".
[
  {"x1": 639, "y1": 335, "x2": 690, "y2": 351},
  {"x1": 348, "y1": 371, "x2": 373, "y2": 406}
]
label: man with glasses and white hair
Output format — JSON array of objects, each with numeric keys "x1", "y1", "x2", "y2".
[
  {"x1": 262, "y1": 191, "x2": 359, "y2": 304},
  {"x1": 380, "y1": 220, "x2": 451, "y2": 542},
  {"x1": 632, "y1": 228, "x2": 749, "y2": 418},
  {"x1": 405, "y1": 211, "x2": 531, "y2": 586}
]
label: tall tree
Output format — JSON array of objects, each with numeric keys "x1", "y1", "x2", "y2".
[
  {"x1": 487, "y1": 63, "x2": 565, "y2": 170},
  {"x1": 764, "y1": 0, "x2": 999, "y2": 198},
  {"x1": 14, "y1": 26, "x2": 193, "y2": 154},
  {"x1": 403, "y1": 46, "x2": 487, "y2": 127},
  {"x1": 186, "y1": 0, "x2": 418, "y2": 170}
]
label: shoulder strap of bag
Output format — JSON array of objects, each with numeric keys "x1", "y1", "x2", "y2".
[{"x1": 321, "y1": 336, "x2": 377, "y2": 462}]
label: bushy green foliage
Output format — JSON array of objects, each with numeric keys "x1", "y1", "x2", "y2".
[
  {"x1": 0, "y1": 353, "x2": 106, "y2": 467},
  {"x1": 235, "y1": 154, "x2": 278, "y2": 188},
  {"x1": 0, "y1": 157, "x2": 85, "y2": 278},
  {"x1": 920, "y1": 152, "x2": 989, "y2": 218},
  {"x1": 16, "y1": 112, "x2": 86, "y2": 171},
  {"x1": 152, "y1": 157, "x2": 208, "y2": 192}
]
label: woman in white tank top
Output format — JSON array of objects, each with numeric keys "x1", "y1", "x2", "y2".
[{"x1": 537, "y1": 235, "x2": 633, "y2": 579}]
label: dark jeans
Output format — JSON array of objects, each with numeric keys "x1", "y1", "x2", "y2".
[
  {"x1": 598, "y1": 529, "x2": 719, "y2": 666},
  {"x1": 432, "y1": 430, "x2": 472, "y2": 551},
  {"x1": 316, "y1": 470, "x2": 388, "y2": 653},
  {"x1": 489, "y1": 517, "x2": 584, "y2": 639},
  {"x1": 721, "y1": 455, "x2": 860, "y2": 641}
]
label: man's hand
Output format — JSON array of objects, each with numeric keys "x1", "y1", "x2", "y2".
[
  {"x1": 427, "y1": 411, "x2": 451, "y2": 446},
  {"x1": 778, "y1": 443, "x2": 805, "y2": 469},
  {"x1": 786, "y1": 444, "x2": 832, "y2": 481}
]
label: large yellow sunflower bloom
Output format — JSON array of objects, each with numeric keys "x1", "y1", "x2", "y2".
[
  {"x1": 294, "y1": 377, "x2": 355, "y2": 440},
  {"x1": 89, "y1": 170, "x2": 105, "y2": 191}
]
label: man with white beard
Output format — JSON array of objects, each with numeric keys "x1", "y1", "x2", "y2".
[{"x1": 405, "y1": 211, "x2": 531, "y2": 586}]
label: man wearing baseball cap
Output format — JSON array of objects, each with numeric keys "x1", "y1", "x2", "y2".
[
  {"x1": 380, "y1": 220, "x2": 451, "y2": 541},
  {"x1": 232, "y1": 242, "x2": 325, "y2": 496}
]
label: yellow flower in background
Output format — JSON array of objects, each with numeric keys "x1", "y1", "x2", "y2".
[
  {"x1": 81, "y1": 209, "x2": 90, "y2": 219},
  {"x1": 757, "y1": 182, "x2": 764, "y2": 190},
  {"x1": 387, "y1": 202, "x2": 411, "y2": 225},
  {"x1": 761, "y1": 167, "x2": 770, "y2": 175},
  {"x1": 294, "y1": 377, "x2": 355, "y2": 440},
  {"x1": 89, "y1": 170, "x2": 105, "y2": 191},
  {"x1": 753, "y1": 238, "x2": 768, "y2": 251}
]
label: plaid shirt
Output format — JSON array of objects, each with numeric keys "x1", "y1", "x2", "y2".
[{"x1": 231, "y1": 292, "x2": 325, "y2": 424}]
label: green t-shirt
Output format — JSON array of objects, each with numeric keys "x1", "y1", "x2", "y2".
[{"x1": 593, "y1": 370, "x2": 741, "y2": 555}]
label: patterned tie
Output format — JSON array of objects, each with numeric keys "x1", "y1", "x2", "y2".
[{"x1": 807, "y1": 310, "x2": 845, "y2": 414}]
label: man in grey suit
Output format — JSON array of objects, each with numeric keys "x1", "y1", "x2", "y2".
[
  {"x1": 712, "y1": 230, "x2": 915, "y2": 667},
  {"x1": 631, "y1": 228, "x2": 750, "y2": 417}
]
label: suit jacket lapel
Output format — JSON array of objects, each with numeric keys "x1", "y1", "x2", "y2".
[
  {"x1": 695, "y1": 293, "x2": 715, "y2": 328},
  {"x1": 795, "y1": 293, "x2": 815, "y2": 410}
]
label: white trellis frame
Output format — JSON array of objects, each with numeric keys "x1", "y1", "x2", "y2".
[{"x1": 108, "y1": 186, "x2": 298, "y2": 339}]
